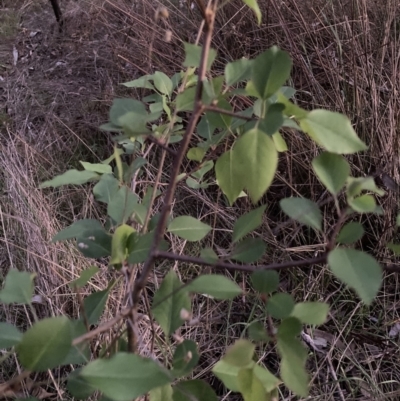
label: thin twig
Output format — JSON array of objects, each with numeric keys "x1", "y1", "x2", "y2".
[
  {"x1": 203, "y1": 104, "x2": 255, "y2": 121},
  {"x1": 155, "y1": 250, "x2": 327, "y2": 273},
  {"x1": 127, "y1": 1, "x2": 218, "y2": 353}
]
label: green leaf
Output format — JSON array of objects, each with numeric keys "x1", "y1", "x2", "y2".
[
  {"x1": 110, "y1": 98, "x2": 147, "y2": 126},
  {"x1": 40, "y1": 169, "x2": 99, "y2": 188},
  {"x1": 252, "y1": 46, "x2": 292, "y2": 99},
  {"x1": 253, "y1": 364, "x2": 281, "y2": 393},
  {"x1": 187, "y1": 275, "x2": 242, "y2": 300},
  {"x1": 187, "y1": 147, "x2": 206, "y2": 162},
  {"x1": 291, "y1": 302, "x2": 329, "y2": 325},
  {"x1": 215, "y1": 150, "x2": 243, "y2": 205},
  {"x1": 176, "y1": 86, "x2": 196, "y2": 111},
  {"x1": 225, "y1": 58, "x2": 253, "y2": 86},
  {"x1": 272, "y1": 132, "x2": 288, "y2": 152},
  {"x1": 149, "y1": 384, "x2": 173, "y2": 401},
  {"x1": 388, "y1": 243, "x2": 400, "y2": 255},
  {"x1": 67, "y1": 368, "x2": 96, "y2": 400},
  {"x1": 107, "y1": 186, "x2": 138, "y2": 225},
  {"x1": 80, "y1": 161, "x2": 112, "y2": 175},
  {"x1": 280, "y1": 197, "x2": 322, "y2": 231},
  {"x1": 172, "y1": 340, "x2": 199, "y2": 377},
  {"x1": 212, "y1": 360, "x2": 279, "y2": 393},
  {"x1": 277, "y1": 317, "x2": 302, "y2": 338},
  {"x1": 62, "y1": 320, "x2": 90, "y2": 365},
  {"x1": 0, "y1": 322, "x2": 23, "y2": 348},
  {"x1": 167, "y1": 216, "x2": 211, "y2": 241},
  {"x1": 277, "y1": 336, "x2": 309, "y2": 397},
  {"x1": 17, "y1": 316, "x2": 72, "y2": 371},
  {"x1": 266, "y1": 293, "x2": 295, "y2": 319},
  {"x1": 337, "y1": 222, "x2": 364, "y2": 244},
  {"x1": 80, "y1": 353, "x2": 172, "y2": 401},
  {"x1": 128, "y1": 232, "x2": 156, "y2": 264},
  {"x1": 125, "y1": 204, "x2": 144, "y2": 227},
  {"x1": 238, "y1": 368, "x2": 267, "y2": 401},
  {"x1": 328, "y1": 248, "x2": 382, "y2": 305},
  {"x1": 70, "y1": 266, "x2": 100, "y2": 288},
  {"x1": 259, "y1": 103, "x2": 284, "y2": 135},
  {"x1": 277, "y1": 93, "x2": 308, "y2": 119},
  {"x1": 99, "y1": 122, "x2": 123, "y2": 132},
  {"x1": 251, "y1": 270, "x2": 279, "y2": 294},
  {"x1": 0, "y1": 269, "x2": 35, "y2": 305},
  {"x1": 122, "y1": 75, "x2": 155, "y2": 90},
  {"x1": 153, "y1": 71, "x2": 173, "y2": 96},
  {"x1": 93, "y1": 174, "x2": 120, "y2": 204},
  {"x1": 183, "y1": 43, "x2": 217, "y2": 71},
  {"x1": 349, "y1": 194, "x2": 376, "y2": 213},
  {"x1": 223, "y1": 339, "x2": 255, "y2": 367},
  {"x1": 234, "y1": 129, "x2": 278, "y2": 203},
  {"x1": 193, "y1": 160, "x2": 214, "y2": 180},
  {"x1": 52, "y1": 219, "x2": 103, "y2": 242},
  {"x1": 84, "y1": 282, "x2": 114, "y2": 325},
  {"x1": 118, "y1": 112, "x2": 149, "y2": 135},
  {"x1": 152, "y1": 270, "x2": 191, "y2": 336},
  {"x1": 212, "y1": 360, "x2": 246, "y2": 391},
  {"x1": 299, "y1": 110, "x2": 367, "y2": 154},
  {"x1": 230, "y1": 238, "x2": 266, "y2": 263},
  {"x1": 247, "y1": 321, "x2": 269, "y2": 342},
  {"x1": 110, "y1": 224, "x2": 135, "y2": 266},
  {"x1": 76, "y1": 229, "x2": 112, "y2": 259},
  {"x1": 242, "y1": 0, "x2": 262, "y2": 23},
  {"x1": 312, "y1": 152, "x2": 350, "y2": 195},
  {"x1": 200, "y1": 247, "x2": 218, "y2": 263},
  {"x1": 233, "y1": 205, "x2": 266, "y2": 243},
  {"x1": 173, "y1": 380, "x2": 218, "y2": 401},
  {"x1": 346, "y1": 176, "x2": 385, "y2": 197}
]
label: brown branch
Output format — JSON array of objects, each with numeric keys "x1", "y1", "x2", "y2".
[
  {"x1": 146, "y1": 136, "x2": 177, "y2": 156},
  {"x1": 127, "y1": 2, "x2": 218, "y2": 353},
  {"x1": 203, "y1": 104, "x2": 255, "y2": 121},
  {"x1": 154, "y1": 250, "x2": 327, "y2": 273}
]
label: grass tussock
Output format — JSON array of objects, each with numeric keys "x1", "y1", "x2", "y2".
[{"x1": 1, "y1": 0, "x2": 400, "y2": 399}]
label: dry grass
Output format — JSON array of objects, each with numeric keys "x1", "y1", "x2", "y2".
[{"x1": 1, "y1": 0, "x2": 400, "y2": 399}]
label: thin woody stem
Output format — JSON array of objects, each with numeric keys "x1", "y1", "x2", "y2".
[
  {"x1": 154, "y1": 250, "x2": 328, "y2": 273},
  {"x1": 127, "y1": 2, "x2": 218, "y2": 352}
]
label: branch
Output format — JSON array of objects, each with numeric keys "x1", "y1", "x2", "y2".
[
  {"x1": 203, "y1": 104, "x2": 255, "y2": 121},
  {"x1": 154, "y1": 250, "x2": 327, "y2": 272},
  {"x1": 127, "y1": 1, "x2": 218, "y2": 352}
]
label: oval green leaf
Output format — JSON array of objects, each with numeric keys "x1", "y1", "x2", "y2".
[
  {"x1": 230, "y1": 237, "x2": 266, "y2": 263},
  {"x1": 0, "y1": 322, "x2": 23, "y2": 348},
  {"x1": 80, "y1": 353, "x2": 172, "y2": 401},
  {"x1": 336, "y1": 222, "x2": 364, "y2": 245},
  {"x1": 152, "y1": 270, "x2": 191, "y2": 336},
  {"x1": 252, "y1": 46, "x2": 292, "y2": 100},
  {"x1": 187, "y1": 275, "x2": 242, "y2": 300},
  {"x1": 167, "y1": 216, "x2": 211, "y2": 242},
  {"x1": 233, "y1": 205, "x2": 266, "y2": 243},
  {"x1": 299, "y1": 110, "x2": 367, "y2": 154},
  {"x1": 291, "y1": 302, "x2": 329, "y2": 325},
  {"x1": 17, "y1": 316, "x2": 72, "y2": 371},
  {"x1": 312, "y1": 152, "x2": 350, "y2": 195},
  {"x1": 234, "y1": 129, "x2": 278, "y2": 203},
  {"x1": 223, "y1": 339, "x2": 255, "y2": 367},
  {"x1": 215, "y1": 150, "x2": 243, "y2": 205},
  {"x1": 0, "y1": 269, "x2": 35, "y2": 305},
  {"x1": 266, "y1": 293, "x2": 295, "y2": 319},
  {"x1": 172, "y1": 340, "x2": 199, "y2": 377},
  {"x1": 250, "y1": 270, "x2": 279, "y2": 294},
  {"x1": 280, "y1": 197, "x2": 322, "y2": 231},
  {"x1": 328, "y1": 248, "x2": 382, "y2": 305}
]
